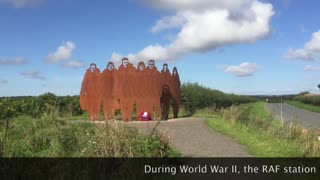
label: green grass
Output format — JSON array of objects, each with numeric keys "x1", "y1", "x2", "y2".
[
  {"x1": 57, "y1": 113, "x2": 89, "y2": 121},
  {"x1": 286, "y1": 100, "x2": 320, "y2": 113},
  {"x1": 0, "y1": 115, "x2": 181, "y2": 157},
  {"x1": 205, "y1": 118, "x2": 302, "y2": 157},
  {"x1": 199, "y1": 102, "x2": 320, "y2": 157},
  {"x1": 247, "y1": 102, "x2": 270, "y2": 119}
]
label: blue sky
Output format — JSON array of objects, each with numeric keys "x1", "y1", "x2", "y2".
[{"x1": 0, "y1": 0, "x2": 320, "y2": 96}]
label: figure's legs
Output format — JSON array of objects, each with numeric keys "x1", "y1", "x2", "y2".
[
  {"x1": 103, "y1": 97, "x2": 115, "y2": 121},
  {"x1": 145, "y1": 97, "x2": 154, "y2": 119},
  {"x1": 88, "y1": 108, "x2": 94, "y2": 121},
  {"x1": 164, "y1": 102, "x2": 170, "y2": 120},
  {"x1": 153, "y1": 97, "x2": 161, "y2": 120},
  {"x1": 120, "y1": 100, "x2": 128, "y2": 121},
  {"x1": 172, "y1": 98, "x2": 179, "y2": 118},
  {"x1": 92, "y1": 96, "x2": 101, "y2": 121},
  {"x1": 127, "y1": 98, "x2": 134, "y2": 121}
]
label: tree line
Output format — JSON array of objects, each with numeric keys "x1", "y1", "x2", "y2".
[
  {"x1": 292, "y1": 92, "x2": 320, "y2": 106},
  {"x1": 0, "y1": 93, "x2": 83, "y2": 120},
  {"x1": 0, "y1": 83, "x2": 258, "y2": 120},
  {"x1": 181, "y1": 82, "x2": 257, "y2": 115}
]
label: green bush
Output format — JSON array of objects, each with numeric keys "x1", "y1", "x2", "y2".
[
  {"x1": 0, "y1": 93, "x2": 84, "y2": 120},
  {"x1": 181, "y1": 82, "x2": 257, "y2": 115},
  {"x1": 293, "y1": 95, "x2": 320, "y2": 106}
]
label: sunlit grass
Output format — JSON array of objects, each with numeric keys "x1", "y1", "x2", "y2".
[{"x1": 286, "y1": 101, "x2": 320, "y2": 113}]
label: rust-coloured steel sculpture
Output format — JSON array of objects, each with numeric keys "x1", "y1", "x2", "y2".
[
  {"x1": 135, "y1": 61, "x2": 149, "y2": 116},
  {"x1": 79, "y1": 58, "x2": 181, "y2": 121},
  {"x1": 145, "y1": 60, "x2": 161, "y2": 120},
  {"x1": 80, "y1": 63, "x2": 101, "y2": 121},
  {"x1": 113, "y1": 58, "x2": 136, "y2": 121},
  {"x1": 160, "y1": 63, "x2": 172, "y2": 120},
  {"x1": 171, "y1": 67, "x2": 181, "y2": 118},
  {"x1": 100, "y1": 61, "x2": 116, "y2": 121}
]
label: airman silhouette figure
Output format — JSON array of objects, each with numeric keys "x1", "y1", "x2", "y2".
[
  {"x1": 171, "y1": 67, "x2": 181, "y2": 118},
  {"x1": 114, "y1": 58, "x2": 136, "y2": 121},
  {"x1": 100, "y1": 61, "x2": 117, "y2": 121},
  {"x1": 160, "y1": 63, "x2": 172, "y2": 120},
  {"x1": 135, "y1": 61, "x2": 149, "y2": 116},
  {"x1": 80, "y1": 63, "x2": 101, "y2": 121},
  {"x1": 145, "y1": 60, "x2": 161, "y2": 120}
]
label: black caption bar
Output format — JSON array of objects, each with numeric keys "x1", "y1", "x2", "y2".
[{"x1": 0, "y1": 158, "x2": 319, "y2": 180}]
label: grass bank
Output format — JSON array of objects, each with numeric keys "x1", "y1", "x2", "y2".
[
  {"x1": 286, "y1": 101, "x2": 320, "y2": 113},
  {"x1": 0, "y1": 115, "x2": 181, "y2": 157},
  {"x1": 202, "y1": 102, "x2": 320, "y2": 157}
]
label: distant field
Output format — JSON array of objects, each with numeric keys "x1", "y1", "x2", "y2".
[{"x1": 286, "y1": 101, "x2": 320, "y2": 113}]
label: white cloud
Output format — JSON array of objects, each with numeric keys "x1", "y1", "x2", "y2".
[
  {"x1": 111, "y1": 0, "x2": 274, "y2": 63},
  {"x1": 0, "y1": 0, "x2": 44, "y2": 8},
  {"x1": 0, "y1": 57, "x2": 28, "y2": 65},
  {"x1": 304, "y1": 65, "x2": 320, "y2": 72},
  {"x1": 151, "y1": 14, "x2": 186, "y2": 33},
  {"x1": 46, "y1": 41, "x2": 76, "y2": 63},
  {"x1": 63, "y1": 61, "x2": 85, "y2": 69},
  {"x1": 224, "y1": 62, "x2": 259, "y2": 77},
  {"x1": 284, "y1": 30, "x2": 320, "y2": 61},
  {"x1": 21, "y1": 70, "x2": 46, "y2": 81}
]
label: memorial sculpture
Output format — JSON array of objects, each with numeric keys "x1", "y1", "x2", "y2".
[
  {"x1": 100, "y1": 61, "x2": 116, "y2": 121},
  {"x1": 79, "y1": 58, "x2": 180, "y2": 121},
  {"x1": 113, "y1": 58, "x2": 136, "y2": 121},
  {"x1": 135, "y1": 61, "x2": 149, "y2": 117},
  {"x1": 80, "y1": 63, "x2": 101, "y2": 121},
  {"x1": 171, "y1": 67, "x2": 181, "y2": 118},
  {"x1": 160, "y1": 63, "x2": 172, "y2": 120},
  {"x1": 145, "y1": 60, "x2": 161, "y2": 120}
]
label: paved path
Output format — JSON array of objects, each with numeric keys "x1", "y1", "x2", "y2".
[
  {"x1": 265, "y1": 103, "x2": 320, "y2": 130},
  {"x1": 100, "y1": 117, "x2": 251, "y2": 157}
]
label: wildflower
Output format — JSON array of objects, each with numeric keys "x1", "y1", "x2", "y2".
[{"x1": 302, "y1": 129, "x2": 308, "y2": 134}]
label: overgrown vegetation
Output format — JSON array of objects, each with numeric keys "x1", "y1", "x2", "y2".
[
  {"x1": 286, "y1": 101, "x2": 320, "y2": 113},
  {"x1": 204, "y1": 102, "x2": 320, "y2": 157},
  {"x1": 0, "y1": 93, "x2": 83, "y2": 120},
  {"x1": 0, "y1": 115, "x2": 180, "y2": 157},
  {"x1": 181, "y1": 82, "x2": 257, "y2": 115},
  {"x1": 0, "y1": 83, "x2": 257, "y2": 120},
  {"x1": 292, "y1": 93, "x2": 320, "y2": 106}
]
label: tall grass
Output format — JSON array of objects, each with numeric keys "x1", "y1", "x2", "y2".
[
  {"x1": 220, "y1": 103, "x2": 320, "y2": 157},
  {"x1": 0, "y1": 115, "x2": 180, "y2": 157},
  {"x1": 286, "y1": 101, "x2": 320, "y2": 113},
  {"x1": 293, "y1": 94, "x2": 320, "y2": 106}
]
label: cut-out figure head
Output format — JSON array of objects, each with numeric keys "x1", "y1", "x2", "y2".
[
  {"x1": 122, "y1": 58, "x2": 129, "y2": 68},
  {"x1": 173, "y1": 67, "x2": 178, "y2": 76},
  {"x1": 138, "y1": 61, "x2": 145, "y2": 71},
  {"x1": 163, "y1": 63, "x2": 168, "y2": 72},
  {"x1": 107, "y1": 62, "x2": 115, "y2": 71},
  {"x1": 90, "y1": 63, "x2": 96, "y2": 72},
  {"x1": 148, "y1": 60, "x2": 155, "y2": 69}
]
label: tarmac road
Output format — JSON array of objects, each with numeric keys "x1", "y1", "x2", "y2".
[
  {"x1": 117, "y1": 117, "x2": 251, "y2": 157},
  {"x1": 82, "y1": 117, "x2": 251, "y2": 157},
  {"x1": 265, "y1": 103, "x2": 320, "y2": 130}
]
